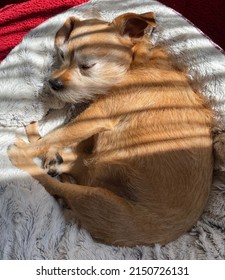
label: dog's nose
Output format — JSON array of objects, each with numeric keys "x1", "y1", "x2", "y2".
[{"x1": 48, "y1": 78, "x2": 64, "y2": 91}]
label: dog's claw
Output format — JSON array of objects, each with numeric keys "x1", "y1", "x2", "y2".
[
  {"x1": 47, "y1": 168, "x2": 59, "y2": 177},
  {"x1": 56, "y1": 153, "x2": 63, "y2": 164},
  {"x1": 48, "y1": 159, "x2": 57, "y2": 166}
]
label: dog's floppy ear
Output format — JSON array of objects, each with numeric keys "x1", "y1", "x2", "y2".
[
  {"x1": 112, "y1": 12, "x2": 156, "y2": 39},
  {"x1": 55, "y1": 16, "x2": 80, "y2": 48}
]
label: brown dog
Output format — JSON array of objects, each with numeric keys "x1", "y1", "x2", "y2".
[{"x1": 8, "y1": 12, "x2": 213, "y2": 246}]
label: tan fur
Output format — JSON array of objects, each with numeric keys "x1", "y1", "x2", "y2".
[{"x1": 8, "y1": 12, "x2": 213, "y2": 246}]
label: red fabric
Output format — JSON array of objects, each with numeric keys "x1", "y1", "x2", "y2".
[
  {"x1": 159, "y1": 0, "x2": 225, "y2": 51},
  {"x1": 0, "y1": 0, "x2": 89, "y2": 62}
]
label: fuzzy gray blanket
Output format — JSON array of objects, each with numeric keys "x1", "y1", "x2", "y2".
[{"x1": 1, "y1": 0, "x2": 225, "y2": 259}]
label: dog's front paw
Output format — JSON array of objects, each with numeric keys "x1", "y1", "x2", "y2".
[
  {"x1": 8, "y1": 138, "x2": 33, "y2": 171},
  {"x1": 43, "y1": 150, "x2": 63, "y2": 177}
]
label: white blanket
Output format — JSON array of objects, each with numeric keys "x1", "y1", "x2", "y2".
[{"x1": 1, "y1": 0, "x2": 225, "y2": 259}]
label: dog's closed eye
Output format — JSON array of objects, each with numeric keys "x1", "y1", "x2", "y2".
[{"x1": 79, "y1": 63, "x2": 96, "y2": 70}]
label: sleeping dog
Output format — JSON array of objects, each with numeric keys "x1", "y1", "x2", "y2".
[{"x1": 8, "y1": 12, "x2": 213, "y2": 246}]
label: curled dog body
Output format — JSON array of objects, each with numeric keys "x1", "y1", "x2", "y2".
[{"x1": 8, "y1": 12, "x2": 213, "y2": 246}]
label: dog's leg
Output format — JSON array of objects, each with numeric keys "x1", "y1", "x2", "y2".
[
  {"x1": 63, "y1": 183, "x2": 137, "y2": 246},
  {"x1": 13, "y1": 102, "x2": 115, "y2": 160},
  {"x1": 39, "y1": 175, "x2": 136, "y2": 246},
  {"x1": 25, "y1": 121, "x2": 65, "y2": 176},
  {"x1": 24, "y1": 122, "x2": 88, "y2": 179}
]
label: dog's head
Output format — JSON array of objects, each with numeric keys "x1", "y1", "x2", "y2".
[{"x1": 49, "y1": 12, "x2": 156, "y2": 103}]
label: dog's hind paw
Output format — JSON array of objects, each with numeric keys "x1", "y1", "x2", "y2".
[{"x1": 43, "y1": 151, "x2": 63, "y2": 177}]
